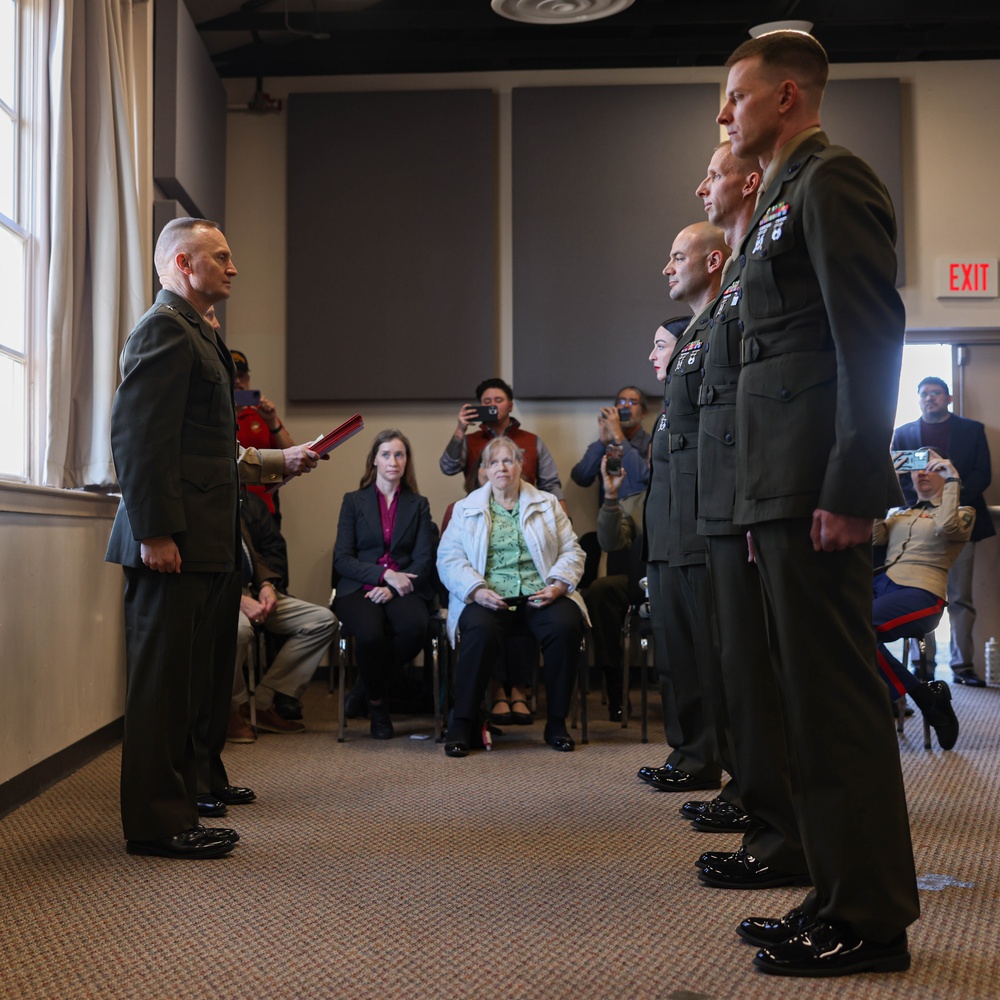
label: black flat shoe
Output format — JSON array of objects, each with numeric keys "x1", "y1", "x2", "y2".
[
  {"x1": 509, "y1": 699, "x2": 534, "y2": 725},
  {"x1": 212, "y1": 784, "x2": 256, "y2": 805},
  {"x1": 489, "y1": 699, "x2": 514, "y2": 726},
  {"x1": 697, "y1": 847, "x2": 812, "y2": 889},
  {"x1": 196, "y1": 796, "x2": 227, "y2": 817},
  {"x1": 754, "y1": 921, "x2": 910, "y2": 977},
  {"x1": 737, "y1": 907, "x2": 814, "y2": 947},
  {"x1": 543, "y1": 723, "x2": 575, "y2": 752},
  {"x1": 444, "y1": 741, "x2": 469, "y2": 757},
  {"x1": 126, "y1": 827, "x2": 235, "y2": 859}
]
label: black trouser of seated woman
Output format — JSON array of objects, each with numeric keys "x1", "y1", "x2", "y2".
[
  {"x1": 333, "y1": 590, "x2": 430, "y2": 703},
  {"x1": 449, "y1": 597, "x2": 583, "y2": 741}
]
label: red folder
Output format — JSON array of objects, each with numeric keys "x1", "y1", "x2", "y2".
[{"x1": 269, "y1": 413, "x2": 364, "y2": 491}]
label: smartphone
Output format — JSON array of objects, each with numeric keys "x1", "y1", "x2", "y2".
[
  {"x1": 503, "y1": 594, "x2": 531, "y2": 609},
  {"x1": 234, "y1": 388, "x2": 261, "y2": 407},
  {"x1": 470, "y1": 404, "x2": 499, "y2": 422},
  {"x1": 605, "y1": 442, "x2": 623, "y2": 475},
  {"x1": 618, "y1": 407, "x2": 632, "y2": 422},
  {"x1": 893, "y1": 448, "x2": 930, "y2": 472}
]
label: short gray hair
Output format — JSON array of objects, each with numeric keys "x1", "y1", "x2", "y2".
[{"x1": 480, "y1": 437, "x2": 523, "y2": 467}]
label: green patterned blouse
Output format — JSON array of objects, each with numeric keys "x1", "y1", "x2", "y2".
[{"x1": 484, "y1": 497, "x2": 545, "y2": 598}]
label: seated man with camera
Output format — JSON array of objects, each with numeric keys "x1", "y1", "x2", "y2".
[
  {"x1": 571, "y1": 386, "x2": 651, "y2": 505},
  {"x1": 440, "y1": 377, "x2": 565, "y2": 508}
]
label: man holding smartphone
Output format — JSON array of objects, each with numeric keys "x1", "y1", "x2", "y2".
[
  {"x1": 440, "y1": 377, "x2": 565, "y2": 506},
  {"x1": 570, "y1": 386, "x2": 651, "y2": 504}
]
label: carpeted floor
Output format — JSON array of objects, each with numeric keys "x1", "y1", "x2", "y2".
[{"x1": 1, "y1": 675, "x2": 998, "y2": 1000}]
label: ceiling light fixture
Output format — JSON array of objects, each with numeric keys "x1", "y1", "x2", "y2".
[
  {"x1": 491, "y1": 0, "x2": 635, "y2": 26},
  {"x1": 748, "y1": 20, "x2": 814, "y2": 38}
]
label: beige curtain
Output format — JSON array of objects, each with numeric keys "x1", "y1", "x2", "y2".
[{"x1": 43, "y1": 0, "x2": 146, "y2": 488}]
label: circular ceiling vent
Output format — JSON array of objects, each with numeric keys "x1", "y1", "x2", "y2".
[{"x1": 491, "y1": 0, "x2": 635, "y2": 26}]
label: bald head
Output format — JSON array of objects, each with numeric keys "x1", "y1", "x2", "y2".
[{"x1": 663, "y1": 222, "x2": 729, "y2": 312}]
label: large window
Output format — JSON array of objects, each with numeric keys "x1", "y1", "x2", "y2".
[{"x1": 0, "y1": 0, "x2": 27, "y2": 480}]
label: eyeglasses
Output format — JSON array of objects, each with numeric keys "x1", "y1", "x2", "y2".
[
  {"x1": 919, "y1": 390, "x2": 945, "y2": 399},
  {"x1": 616, "y1": 398, "x2": 641, "y2": 407}
]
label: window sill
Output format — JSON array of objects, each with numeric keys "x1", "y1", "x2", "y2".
[{"x1": 0, "y1": 481, "x2": 119, "y2": 518}]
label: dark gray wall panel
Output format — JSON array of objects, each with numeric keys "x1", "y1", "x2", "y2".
[
  {"x1": 822, "y1": 78, "x2": 905, "y2": 284},
  {"x1": 511, "y1": 84, "x2": 720, "y2": 400},
  {"x1": 153, "y1": 0, "x2": 227, "y2": 224},
  {"x1": 286, "y1": 90, "x2": 496, "y2": 402}
]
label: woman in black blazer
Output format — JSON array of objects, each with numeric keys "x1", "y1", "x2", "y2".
[{"x1": 333, "y1": 429, "x2": 437, "y2": 739}]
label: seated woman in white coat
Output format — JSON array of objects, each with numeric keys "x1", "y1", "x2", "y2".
[{"x1": 437, "y1": 437, "x2": 588, "y2": 757}]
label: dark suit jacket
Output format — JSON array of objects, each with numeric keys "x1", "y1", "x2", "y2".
[
  {"x1": 105, "y1": 289, "x2": 240, "y2": 572},
  {"x1": 732, "y1": 132, "x2": 905, "y2": 524},
  {"x1": 892, "y1": 415, "x2": 995, "y2": 541},
  {"x1": 333, "y1": 485, "x2": 438, "y2": 602}
]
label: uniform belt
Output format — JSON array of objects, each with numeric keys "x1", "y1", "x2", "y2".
[
  {"x1": 667, "y1": 433, "x2": 696, "y2": 453},
  {"x1": 741, "y1": 332, "x2": 832, "y2": 364},
  {"x1": 698, "y1": 383, "x2": 738, "y2": 405}
]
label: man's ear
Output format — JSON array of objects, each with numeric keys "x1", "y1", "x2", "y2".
[
  {"x1": 743, "y1": 171, "x2": 762, "y2": 199},
  {"x1": 777, "y1": 78, "x2": 798, "y2": 114}
]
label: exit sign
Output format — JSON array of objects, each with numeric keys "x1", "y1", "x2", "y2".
[{"x1": 936, "y1": 258, "x2": 998, "y2": 298}]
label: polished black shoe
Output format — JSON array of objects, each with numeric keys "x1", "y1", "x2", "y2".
[
  {"x1": 921, "y1": 680, "x2": 960, "y2": 750},
  {"x1": 273, "y1": 692, "x2": 304, "y2": 720},
  {"x1": 637, "y1": 761, "x2": 671, "y2": 784},
  {"x1": 680, "y1": 797, "x2": 713, "y2": 820},
  {"x1": 369, "y1": 703, "x2": 394, "y2": 739},
  {"x1": 696, "y1": 849, "x2": 734, "y2": 867},
  {"x1": 691, "y1": 801, "x2": 752, "y2": 832},
  {"x1": 212, "y1": 784, "x2": 256, "y2": 806},
  {"x1": 754, "y1": 921, "x2": 910, "y2": 977},
  {"x1": 698, "y1": 847, "x2": 811, "y2": 889},
  {"x1": 543, "y1": 723, "x2": 575, "y2": 752},
  {"x1": 953, "y1": 665, "x2": 986, "y2": 687},
  {"x1": 196, "y1": 795, "x2": 227, "y2": 817},
  {"x1": 647, "y1": 763, "x2": 721, "y2": 793},
  {"x1": 195, "y1": 824, "x2": 240, "y2": 845},
  {"x1": 737, "y1": 907, "x2": 814, "y2": 947},
  {"x1": 444, "y1": 741, "x2": 469, "y2": 757},
  {"x1": 126, "y1": 826, "x2": 236, "y2": 859}
]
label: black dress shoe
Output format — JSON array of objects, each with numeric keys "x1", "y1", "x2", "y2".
[
  {"x1": 698, "y1": 846, "x2": 811, "y2": 889},
  {"x1": 754, "y1": 921, "x2": 910, "y2": 977},
  {"x1": 444, "y1": 741, "x2": 469, "y2": 757},
  {"x1": 679, "y1": 795, "x2": 721, "y2": 820},
  {"x1": 195, "y1": 824, "x2": 240, "y2": 844},
  {"x1": 737, "y1": 907, "x2": 815, "y2": 947},
  {"x1": 637, "y1": 761, "x2": 671, "y2": 784},
  {"x1": 126, "y1": 827, "x2": 236, "y2": 859},
  {"x1": 647, "y1": 763, "x2": 721, "y2": 793},
  {"x1": 953, "y1": 666, "x2": 986, "y2": 687},
  {"x1": 212, "y1": 784, "x2": 256, "y2": 805},
  {"x1": 273, "y1": 692, "x2": 304, "y2": 720},
  {"x1": 543, "y1": 723, "x2": 575, "y2": 752},
  {"x1": 369, "y1": 703, "x2": 394, "y2": 739},
  {"x1": 921, "y1": 680, "x2": 960, "y2": 750},
  {"x1": 196, "y1": 796, "x2": 228, "y2": 817},
  {"x1": 691, "y1": 802, "x2": 752, "y2": 832}
]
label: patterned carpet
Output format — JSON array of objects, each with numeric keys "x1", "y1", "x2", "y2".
[{"x1": 1, "y1": 676, "x2": 998, "y2": 1000}]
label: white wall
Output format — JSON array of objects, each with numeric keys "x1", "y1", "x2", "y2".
[{"x1": 223, "y1": 60, "x2": 1000, "y2": 611}]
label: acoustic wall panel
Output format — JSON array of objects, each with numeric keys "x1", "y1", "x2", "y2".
[
  {"x1": 823, "y1": 78, "x2": 906, "y2": 284},
  {"x1": 286, "y1": 90, "x2": 496, "y2": 402},
  {"x1": 153, "y1": 0, "x2": 226, "y2": 224},
  {"x1": 511, "y1": 84, "x2": 721, "y2": 400}
]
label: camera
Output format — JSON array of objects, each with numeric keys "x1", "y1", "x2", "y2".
[
  {"x1": 470, "y1": 404, "x2": 499, "y2": 422},
  {"x1": 893, "y1": 448, "x2": 931, "y2": 472},
  {"x1": 605, "y1": 442, "x2": 623, "y2": 475},
  {"x1": 234, "y1": 389, "x2": 261, "y2": 407}
]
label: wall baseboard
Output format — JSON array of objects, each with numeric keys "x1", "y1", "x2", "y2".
[{"x1": 0, "y1": 719, "x2": 124, "y2": 820}]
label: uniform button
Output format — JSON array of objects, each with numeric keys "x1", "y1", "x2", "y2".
[
  {"x1": 738, "y1": 320, "x2": 744, "y2": 333},
  {"x1": 708, "y1": 318, "x2": 715, "y2": 328},
  {"x1": 780, "y1": 388, "x2": 790, "y2": 399},
  {"x1": 705, "y1": 342, "x2": 710, "y2": 352},
  {"x1": 664, "y1": 398, "x2": 670, "y2": 406},
  {"x1": 759, "y1": 248, "x2": 768, "y2": 258},
  {"x1": 724, "y1": 433, "x2": 733, "y2": 443},
  {"x1": 739, "y1": 254, "x2": 746, "y2": 267},
  {"x1": 665, "y1": 375, "x2": 671, "y2": 383},
  {"x1": 700, "y1": 368, "x2": 705, "y2": 377},
  {"x1": 788, "y1": 162, "x2": 799, "y2": 172}
]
